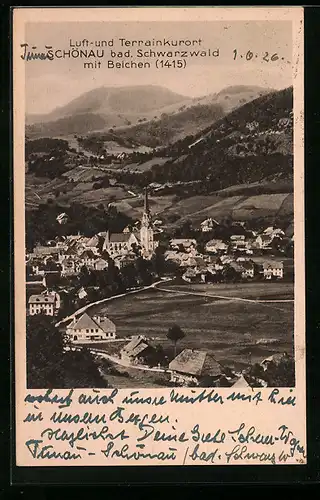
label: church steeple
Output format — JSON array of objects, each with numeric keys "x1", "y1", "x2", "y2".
[
  {"x1": 144, "y1": 186, "x2": 150, "y2": 215},
  {"x1": 140, "y1": 185, "x2": 154, "y2": 256}
]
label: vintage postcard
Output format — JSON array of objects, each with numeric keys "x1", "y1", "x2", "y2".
[{"x1": 13, "y1": 7, "x2": 305, "y2": 467}]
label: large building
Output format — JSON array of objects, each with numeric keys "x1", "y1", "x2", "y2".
[
  {"x1": 28, "y1": 291, "x2": 61, "y2": 316},
  {"x1": 66, "y1": 312, "x2": 116, "y2": 342},
  {"x1": 103, "y1": 187, "x2": 159, "y2": 258}
]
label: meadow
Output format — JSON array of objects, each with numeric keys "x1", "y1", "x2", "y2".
[{"x1": 89, "y1": 282, "x2": 294, "y2": 371}]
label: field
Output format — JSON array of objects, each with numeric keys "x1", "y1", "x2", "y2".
[
  {"x1": 25, "y1": 173, "x2": 131, "y2": 209},
  {"x1": 89, "y1": 282, "x2": 294, "y2": 374},
  {"x1": 159, "y1": 192, "x2": 293, "y2": 227}
]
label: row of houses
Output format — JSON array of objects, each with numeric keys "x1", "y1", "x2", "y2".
[
  {"x1": 170, "y1": 227, "x2": 286, "y2": 255},
  {"x1": 113, "y1": 335, "x2": 288, "y2": 388},
  {"x1": 164, "y1": 247, "x2": 284, "y2": 282}
]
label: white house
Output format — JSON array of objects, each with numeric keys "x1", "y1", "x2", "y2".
[
  {"x1": 66, "y1": 312, "x2": 116, "y2": 342},
  {"x1": 60, "y1": 257, "x2": 81, "y2": 276},
  {"x1": 28, "y1": 291, "x2": 60, "y2": 316},
  {"x1": 56, "y1": 212, "x2": 69, "y2": 225},
  {"x1": 263, "y1": 261, "x2": 284, "y2": 279},
  {"x1": 205, "y1": 239, "x2": 228, "y2": 254},
  {"x1": 78, "y1": 250, "x2": 97, "y2": 269},
  {"x1": 200, "y1": 218, "x2": 219, "y2": 232},
  {"x1": 94, "y1": 258, "x2": 109, "y2": 271},
  {"x1": 256, "y1": 234, "x2": 274, "y2": 249}
]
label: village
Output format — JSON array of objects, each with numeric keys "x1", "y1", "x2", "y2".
[{"x1": 25, "y1": 187, "x2": 294, "y2": 389}]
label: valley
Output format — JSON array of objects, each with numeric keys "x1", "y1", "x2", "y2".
[{"x1": 25, "y1": 84, "x2": 294, "y2": 235}]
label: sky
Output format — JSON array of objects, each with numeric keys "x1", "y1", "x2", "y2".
[{"x1": 24, "y1": 21, "x2": 293, "y2": 115}]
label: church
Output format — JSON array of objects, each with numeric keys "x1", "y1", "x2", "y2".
[{"x1": 103, "y1": 187, "x2": 159, "y2": 258}]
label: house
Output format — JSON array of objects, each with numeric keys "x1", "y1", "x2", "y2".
[
  {"x1": 256, "y1": 234, "x2": 274, "y2": 249},
  {"x1": 66, "y1": 312, "x2": 116, "y2": 342},
  {"x1": 169, "y1": 239, "x2": 197, "y2": 252},
  {"x1": 230, "y1": 234, "x2": 248, "y2": 251},
  {"x1": 61, "y1": 257, "x2": 81, "y2": 276},
  {"x1": 83, "y1": 235, "x2": 101, "y2": 255},
  {"x1": 230, "y1": 235, "x2": 245, "y2": 242},
  {"x1": 241, "y1": 261, "x2": 255, "y2": 279},
  {"x1": 164, "y1": 251, "x2": 191, "y2": 267},
  {"x1": 28, "y1": 291, "x2": 60, "y2": 316},
  {"x1": 56, "y1": 212, "x2": 69, "y2": 225},
  {"x1": 76, "y1": 287, "x2": 87, "y2": 300},
  {"x1": 120, "y1": 335, "x2": 157, "y2": 365},
  {"x1": 182, "y1": 269, "x2": 198, "y2": 283},
  {"x1": 79, "y1": 250, "x2": 97, "y2": 269},
  {"x1": 205, "y1": 239, "x2": 228, "y2": 254},
  {"x1": 94, "y1": 258, "x2": 108, "y2": 271},
  {"x1": 169, "y1": 349, "x2": 222, "y2": 386},
  {"x1": 200, "y1": 218, "x2": 219, "y2": 232},
  {"x1": 33, "y1": 245, "x2": 63, "y2": 258},
  {"x1": 113, "y1": 252, "x2": 137, "y2": 269},
  {"x1": 263, "y1": 261, "x2": 284, "y2": 279}
]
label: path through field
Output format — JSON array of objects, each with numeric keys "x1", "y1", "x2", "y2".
[{"x1": 154, "y1": 285, "x2": 294, "y2": 304}]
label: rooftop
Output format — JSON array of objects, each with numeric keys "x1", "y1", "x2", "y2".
[
  {"x1": 109, "y1": 233, "x2": 133, "y2": 243},
  {"x1": 170, "y1": 239, "x2": 197, "y2": 246},
  {"x1": 28, "y1": 294, "x2": 55, "y2": 304},
  {"x1": 71, "y1": 312, "x2": 116, "y2": 333},
  {"x1": 121, "y1": 335, "x2": 150, "y2": 356},
  {"x1": 263, "y1": 261, "x2": 284, "y2": 269},
  {"x1": 169, "y1": 349, "x2": 221, "y2": 377}
]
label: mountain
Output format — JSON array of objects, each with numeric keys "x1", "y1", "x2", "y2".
[
  {"x1": 25, "y1": 86, "x2": 293, "y2": 230},
  {"x1": 139, "y1": 86, "x2": 294, "y2": 187},
  {"x1": 26, "y1": 84, "x2": 271, "y2": 141},
  {"x1": 26, "y1": 85, "x2": 189, "y2": 132},
  {"x1": 111, "y1": 87, "x2": 294, "y2": 228}
]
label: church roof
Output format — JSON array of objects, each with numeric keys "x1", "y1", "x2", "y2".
[{"x1": 109, "y1": 233, "x2": 133, "y2": 243}]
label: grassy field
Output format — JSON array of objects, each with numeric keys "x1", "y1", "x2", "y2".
[
  {"x1": 25, "y1": 172, "x2": 131, "y2": 209},
  {"x1": 89, "y1": 282, "x2": 294, "y2": 372},
  {"x1": 159, "y1": 192, "x2": 293, "y2": 227}
]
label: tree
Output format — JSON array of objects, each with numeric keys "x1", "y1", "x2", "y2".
[
  {"x1": 166, "y1": 324, "x2": 185, "y2": 359},
  {"x1": 26, "y1": 315, "x2": 66, "y2": 388},
  {"x1": 26, "y1": 315, "x2": 107, "y2": 388}
]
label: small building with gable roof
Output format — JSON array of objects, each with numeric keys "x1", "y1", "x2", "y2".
[{"x1": 169, "y1": 349, "x2": 222, "y2": 386}]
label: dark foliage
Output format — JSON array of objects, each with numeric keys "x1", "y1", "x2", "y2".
[{"x1": 26, "y1": 315, "x2": 107, "y2": 388}]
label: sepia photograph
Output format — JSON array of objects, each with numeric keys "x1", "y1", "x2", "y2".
[{"x1": 24, "y1": 19, "x2": 295, "y2": 391}]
